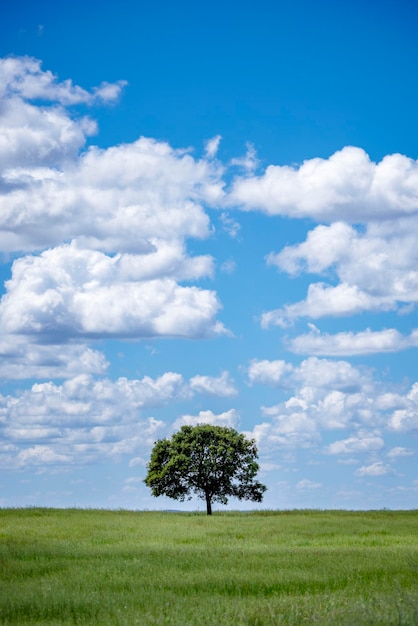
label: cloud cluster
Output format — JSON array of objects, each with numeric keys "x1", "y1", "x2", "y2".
[
  {"x1": 288, "y1": 326, "x2": 418, "y2": 356},
  {"x1": 0, "y1": 56, "x2": 125, "y2": 172},
  {"x1": 0, "y1": 56, "x2": 416, "y2": 497},
  {"x1": 248, "y1": 356, "x2": 369, "y2": 392},
  {"x1": 0, "y1": 56, "x2": 228, "y2": 369},
  {"x1": 173, "y1": 408, "x2": 239, "y2": 430},
  {"x1": 246, "y1": 357, "x2": 418, "y2": 457},
  {"x1": 0, "y1": 371, "x2": 238, "y2": 469},
  {"x1": 230, "y1": 146, "x2": 418, "y2": 221},
  {"x1": 264, "y1": 218, "x2": 418, "y2": 327},
  {"x1": 229, "y1": 147, "x2": 418, "y2": 337}
]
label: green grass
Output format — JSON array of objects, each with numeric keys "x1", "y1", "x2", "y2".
[{"x1": 0, "y1": 509, "x2": 417, "y2": 624}]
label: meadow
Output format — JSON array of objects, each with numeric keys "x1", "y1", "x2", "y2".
[{"x1": 0, "y1": 508, "x2": 417, "y2": 625}]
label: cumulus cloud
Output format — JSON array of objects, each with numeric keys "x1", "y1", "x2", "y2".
[
  {"x1": 0, "y1": 244, "x2": 224, "y2": 341},
  {"x1": 389, "y1": 383, "x2": 418, "y2": 432},
  {"x1": 387, "y1": 447, "x2": 415, "y2": 458},
  {"x1": 230, "y1": 146, "x2": 418, "y2": 221},
  {"x1": 246, "y1": 356, "x2": 381, "y2": 448},
  {"x1": 249, "y1": 412, "x2": 320, "y2": 450},
  {"x1": 245, "y1": 357, "x2": 418, "y2": 455},
  {"x1": 0, "y1": 369, "x2": 239, "y2": 469},
  {"x1": 189, "y1": 372, "x2": 237, "y2": 396},
  {"x1": 0, "y1": 55, "x2": 229, "y2": 361},
  {"x1": 248, "y1": 357, "x2": 369, "y2": 393},
  {"x1": 263, "y1": 217, "x2": 418, "y2": 325},
  {"x1": 0, "y1": 56, "x2": 126, "y2": 105},
  {"x1": 355, "y1": 461, "x2": 393, "y2": 477},
  {"x1": 0, "y1": 336, "x2": 108, "y2": 380},
  {"x1": 261, "y1": 282, "x2": 393, "y2": 328},
  {"x1": 325, "y1": 434, "x2": 384, "y2": 455},
  {"x1": 173, "y1": 409, "x2": 240, "y2": 430},
  {"x1": 288, "y1": 326, "x2": 418, "y2": 356},
  {"x1": 0, "y1": 137, "x2": 223, "y2": 253},
  {"x1": 0, "y1": 56, "x2": 125, "y2": 172},
  {"x1": 247, "y1": 359, "x2": 291, "y2": 386}
]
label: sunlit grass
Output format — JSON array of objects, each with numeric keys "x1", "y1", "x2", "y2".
[{"x1": 0, "y1": 508, "x2": 417, "y2": 624}]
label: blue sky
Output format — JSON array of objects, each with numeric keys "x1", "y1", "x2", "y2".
[{"x1": 1, "y1": 0, "x2": 417, "y2": 511}]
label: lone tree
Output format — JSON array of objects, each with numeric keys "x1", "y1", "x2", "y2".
[{"x1": 144, "y1": 424, "x2": 266, "y2": 515}]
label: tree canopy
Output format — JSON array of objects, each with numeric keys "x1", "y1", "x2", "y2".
[{"x1": 144, "y1": 424, "x2": 266, "y2": 515}]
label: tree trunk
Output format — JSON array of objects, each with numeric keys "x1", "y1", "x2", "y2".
[{"x1": 205, "y1": 491, "x2": 212, "y2": 515}]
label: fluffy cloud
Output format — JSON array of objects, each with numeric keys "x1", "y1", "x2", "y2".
[
  {"x1": 189, "y1": 372, "x2": 237, "y2": 396},
  {"x1": 247, "y1": 359, "x2": 292, "y2": 386},
  {"x1": 173, "y1": 408, "x2": 240, "y2": 430},
  {"x1": 325, "y1": 434, "x2": 384, "y2": 455},
  {"x1": 0, "y1": 56, "x2": 126, "y2": 105},
  {"x1": 0, "y1": 137, "x2": 223, "y2": 254},
  {"x1": 230, "y1": 146, "x2": 418, "y2": 221},
  {"x1": 389, "y1": 383, "x2": 418, "y2": 432},
  {"x1": 0, "y1": 370, "x2": 239, "y2": 469},
  {"x1": 263, "y1": 216, "x2": 418, "y2": 325},
  {"x1": 0, "y1": 56, "x2": 125, "y2": 172},
  {"x1": 387, "y1": 447, "x2": 415, "y2": 458},
  {"x1": 245, "y1": 357, "x2": 418, "y2": 455},
  {"x1": 288, "y1": 326, "x2": 418, "y2": 356},
  {"x1": 248, "y1": 357, "x2": 369, "y2": 393},
  {"x1": 355, "y1": 461, "x2": 393, "y2": 477},
  {"x1": 261, "y1": 283, "x2": 386, "y2": 328},
  {"x1": 0, "y1": 336, "x2": 108, "y2": 379},
  {"x1": 246, "y1": 357, "x2": 379, "y2": 448},
  {"x1": 0, "y1": 56, "x2": 228, "y2": 356},
  {"x1": 0, "y1": 244, "x2": 224, "y2": 341}
]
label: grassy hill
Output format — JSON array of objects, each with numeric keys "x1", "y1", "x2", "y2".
[{"x1": 0, "y1": 508, "x2": 417, "y2": 624}]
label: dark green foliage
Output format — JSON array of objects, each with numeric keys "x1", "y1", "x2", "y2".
[{"x1": 144, "y1": 424, "x2": 267, "y2": 514}]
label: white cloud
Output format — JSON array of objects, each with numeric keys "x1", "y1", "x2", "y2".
[
  {"x1": 0, "y1": 97, "x2": 96, "y2": 170},
  {"x1": 263, "y1": 217, "x2": 418, "y2": 325},
  {"x1": 219, "y1": 212, "x2": 241, "y2": 238},
  {"x1": 267, "y1": 221, "x2": 353, "y2": 276},
  {"x1": 0, "y1": 244, "x2": 225, "y2": 341},
  {"x1": 230, "y1": 143, "x2": 258, "y2": 172},
  {"x1": 289, "y1": 326, "x2": 418, "y2": 356},
  {"x1": 0, "y1": 337, "x2": 108, "y2": 380},
  {"x1": 248, "y1": 410, "x2": 320, "y2": 451},
  {"x1": 0, "y1": 56, "x2": 229, "y2": 357},
  {"x1": 244, "y1": 357, "x2": 418, "y2": 454},
  {"x1": 230, "y1": 146, "x2": 418, "y2": 221},
  {"x1": 173, "y1": 409, "x2": 239, "y2": 430},
  {"x1": 0, "y1": 56, "x2": 124, "y2": 174},
  {"x1": 293, "y1": 357, "x2": 369, "y2": 392},
  {"x1": 16, "y1": 445, "x2": 73, "y2": 467},
  {"x1": 355, "y1": 461, "x2": 393, "y2": 477},
  {"x1": 387, "y1": 447, "x2": 415, "y2": 459},
  {"x1": 248, "y1": 357, "x2": 369, "y2": 393},
  {"x1": 189, "y1": 372, "x2": 237, "y2": 397},
  {"x1": 0, "y1": 56, "x2": 126, "y2": 105},
  {"x1": 0, "y1": 368, "x2": 241, "y2": 469},
  {"x1": 389, "y1": 383, "x2": 418, "y2": 432},
  {"x1": 262, "y1": 282, "x2": 392, "y2": 328},
  {"x1": 325, "y1": 435, "x2": 384, "y2": 455},
  {"x1": 0, "y1": 137, "x2": 224, "y2": 254},
  {"x1": 248, "y1": 359, "x2": 291, "y2": 386},
  {"x1": 296, "y1": 479, "x2": 322, "y2": 490},
  {"x1": 205, "y1": 135, "x2": 222, "y2": 158}
]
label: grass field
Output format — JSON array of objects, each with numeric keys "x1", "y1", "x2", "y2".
[{"x1": 0, "y1": 508, "x2": 417, "y2": 625}]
